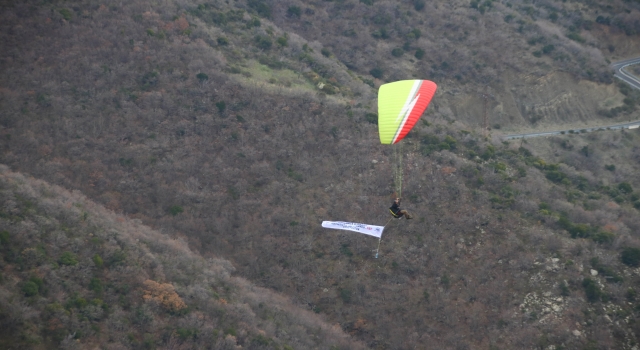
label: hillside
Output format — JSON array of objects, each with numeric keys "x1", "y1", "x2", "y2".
[
  {"x1": 0, "y1": 165, "x2": 365, "y2": 349},
  {"x1": 2, "y1": 0, "x2": 640, "y2": 349}
]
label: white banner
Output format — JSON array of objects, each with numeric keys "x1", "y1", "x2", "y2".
[{"x1": 321, "y1": 221, "x2": 384, "y2": 238}]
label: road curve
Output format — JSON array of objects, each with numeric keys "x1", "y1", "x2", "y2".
[
  {"x1": 502, "y1": 57, "x2": 640, "y2": 140},
  {"x1": 612, "y1": 57, "x2": 640, "y2": 90}
]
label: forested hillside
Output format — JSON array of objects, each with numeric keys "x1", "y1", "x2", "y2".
[
  {"x1": 2, "y1": 0, "x2": 640, "y2": 349},
  {"x1": 0, "y1": 165, "x2": 365, "y2": 349}
]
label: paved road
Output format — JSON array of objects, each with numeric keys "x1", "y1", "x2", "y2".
[
  {"x1": 502, "y1": 57, "x2": 640, "y2": 140},
  {"x1": 612, "y1": 57, "x2": 640, "y2": 90},
  {"x1": 503, "y1": 121, "x2": 640, "y2": 140}
]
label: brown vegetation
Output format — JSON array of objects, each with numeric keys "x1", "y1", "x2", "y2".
[
  {"x1": 1, "y1": 0, "x2": 640, "y2": 349},
  {"x1": 142, "y1": 280, "x2": 188, "y2": 312},
  {"x1": 0, "y1": 165, "x2": 365, "y2": 349}
]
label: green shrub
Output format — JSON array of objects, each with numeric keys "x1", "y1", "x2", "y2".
[
  {"x1": 89, "y1": 278, "x2": 103, "y2": 294},
  {"x1": 140, "y1": 71, "x2": 158, "y2": 90},
  {"x1": 582, "y1": 278, "x2": 602, "y2": 302},
  {"x1": 407, "y1": 29, "x2": 421, "y2": 41},
  {"x1": 255, "y1": 35, "x2": 272, "y2": 50},
  {"x1": 59, "y1": 251, "x2": 78, "y2": 266},
  {"x1": 196, "y1": 73, "x2": 209, "y2": 82},
  {"x1": 370, "y1": 67, "x2": 384, "y2": 79},
  {"x1": 626, "y1": 288, "x2": 636, "y2": 301},
  {"x1": 339, "y1": 288, "x2": 352, "y2": 303},
  {"x1": 253, "y1": 334, "x2": 273, "y2": 346},
  {"x1": 560, "y1": 282, "x2": 570, "y2": 296},
  {"x1": 247, "y1": 16, "x2": 261, "y2": 28},
  {"x1": 492, "y1": 162, "x2": 507, "y2": 173},
  {"x1": 66, "y1": 295, "x2": 88, "y2": 309},
  {"x1": 109, "y1": 250, "x2": 127, "y2": 267},
  {"x1": 287, "y1": 169, "x2": 303, "y2": 182},
  {"x1": 415, "y1": 48, "x2": 425, "y2": 59},
  {"x1": 22, "y1": 281, "x2": 39, "y2": 296},
  {"x1": 557, "y1": 216, "x2": 585, "y2": 238},
  {"x1": 119, "y1": 158, "x2": 134, "y2": 167},
  {"x1": 176, "y1": 328, "x2": 196, "y2": 341},
  {"x1": 440, "y1": 274, "x2": 450, "y2": 289},
  {"x1": 444, "y1": 135, "x2": 457, "y2": 148},
  {"x1": 592, "y1": 231, "x2": 615, "y2": 244},
  {"x1": 216, "y1": 101, "x2": 226, "y2": 113},
  {"x1": 618, "y1": 182, "x2": 633, "y2": 194},
  {"x1": 542, "y1": 44, "x2": 555, "y2": 54},
  {"x1": 438, "y1": 142, "x2": 450, "y2": 151},
  {"x1": 364, "y1": 113, "x2": 378, "y2": 124},
  {"x1": 169, "y1": 205, "x2": 184, "y2": 216},
  {"x1": 591, "y1": 257, "x2": 623, "y2": 283},
  {"x1": 481, "y1": 145, "x2": 495, "y2": 160},
  {"x1": 596, "y1": 16, "x2": 610, "y2": 25},
  {"x1": 286, "y1": 6, "x2": 301, "y2": 18},
  {"x1": 0, "y1": 230, "x2": 9, "y2": 246},
  {"x1": 276, "y1": 36, "x2": 288, "y2": 47},
  {"x1": 340, "y1": 244, "x2": 353, "y2": 257},
  {"x1": 248, "y1": 0, "x2": 271, "y2": 18},
  {"x1": 330, "y1": 126, "x2": 338, "y2": 138},
  {"x1": 621, "y1": 247, "x2": 640, "y2": 267},
  {"x1": 391, "y1": 48, "x2": 404, "y2": 57},
  {"x1": 226, "y1": 186, "x2": 239, "y2": 200},
  {"x1": 59, "y1": 8, "x2": 73, "y2": 21},
  {"x1": 371, "y1": 28, "x2": 390, "y2": 39},
  {"x1": 566, "y1": 32, "x2": 585, "y2": 43},
  {"x1": 93, "y1": 254, "x2": 104, "y2": 268},
  {"x1": 569, "y1": 223, "x2": 592, "y2": 238},
  {"x1": 545, "y1": 170, "x2": 567, "y2": 184},
  {"x1": 217, "y1": 37, "x2": 229, "y2": 45}
]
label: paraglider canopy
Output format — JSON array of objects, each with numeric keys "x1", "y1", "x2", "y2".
[{"x1": 378, "y1": 80, "x2": 437, "y2": 144}]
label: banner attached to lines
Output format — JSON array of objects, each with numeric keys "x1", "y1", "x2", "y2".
[{"x1": 321, "y1": 221, "x2": 384, "y2": 238}]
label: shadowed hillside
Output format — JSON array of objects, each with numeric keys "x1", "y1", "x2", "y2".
[
  {"x1": 2, "y1": 0, "x2": 640, "y2": 349},
  {"x1": 0, "y1": 165, "x2": 365, "y2": 349}
]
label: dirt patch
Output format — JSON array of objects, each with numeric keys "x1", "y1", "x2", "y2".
[{"x1": 447, "y1": 70, "x2": 628, "y2": 134}]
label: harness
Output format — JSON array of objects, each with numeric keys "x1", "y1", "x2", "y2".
[{"x1": 389, "y1": 209, "x2": 402, "y2": 218}]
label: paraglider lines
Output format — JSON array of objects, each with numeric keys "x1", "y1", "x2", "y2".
[{"x1": 375, "y1": 216, "x2": 395, "y2": 259}]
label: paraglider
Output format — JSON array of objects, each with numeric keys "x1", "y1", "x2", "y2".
[
  {"x1": 322, "y1": 79, "x2": 437, "y2": 258},
  {"x1": 389, "y1": 197, "x2": 412, "y2": 219},
  {"x1": 378, "y1": 80, "x2": 437, "y2": 199},
  {"x1": 378, "y1": 79, "x2": 438, "y2": 145}
]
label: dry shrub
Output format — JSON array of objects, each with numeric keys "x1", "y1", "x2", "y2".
[
  {"x1": 175, "y1": 15, "x2": 189, "y2": 31},
  {"x1": 441, "y1": 166, "x2": 457, "y2": 175},
  {"x1": 606, "y1": 201, "x2": 620, "y2": 209},
  {"x1": 142, "y1": 280, "x2": 187, "y2": 312}
]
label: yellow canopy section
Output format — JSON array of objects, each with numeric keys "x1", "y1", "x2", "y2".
[{"x1": 378, "y1": 80, "x2": 437, "y2": 144}]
